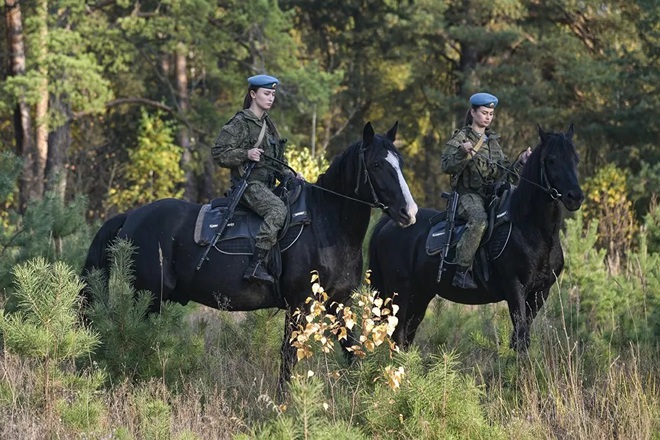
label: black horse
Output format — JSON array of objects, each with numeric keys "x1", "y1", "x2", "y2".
[
  {"x1": 368, "y1": 125, "x2": 584, "y2": 351},
  {"x1": 83, "y1": 121, "x2": 418, "y2": 391}
]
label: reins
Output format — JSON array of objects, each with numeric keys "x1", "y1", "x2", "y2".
[
  {"x1": 469, "y1": 148, "x2": 562, "y2": 200},
  {"x1": 262, "y1": 151, "x2": 388, "y2": 210}
]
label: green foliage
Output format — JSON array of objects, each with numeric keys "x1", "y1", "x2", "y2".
[
  {"x1": 0, "y1": 258, "x2": 105, "y2": 426},
  {"x1": 85, "y1": 239, "x2": 205, "y2": 383},
  {"x1": 284, "y1": 145, "x2": 330, "y2": 182},
  {"x1": 556, "y1": 215, "x2": 660, "y2": 352},
  {"x1": 108, "y1": 110, "x2": 185, "y2": 211},
  {"x1": 0, "y1": 192, "x2": 90, "y2": 296},
  {"x1": 364, "y1": 350, "x2": 506, "y2": 439},
  {"x1": 630, "y1": 161, "x2": 660, "y2": 222},
  {"x1": 644, "y1": 200, "x2": 660, "y2": 253},
  {"x1": 244, "y1": 375, "x2": 369, "y2": 440},
  {"x1": 134, "y1": 388, "x2": 172, "y2": 440},
  {"x1": 0, "y1": 152, "x2": 22, "y2": 204},
  {"x1": 0, "y1": 258, "x2": 98, "y2": 361},
  {"x1": 56, "y1": 388, "x2": 106, "y2": 432}
]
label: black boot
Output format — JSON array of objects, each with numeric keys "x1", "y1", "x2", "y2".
[
  {"x1": 244, "y1": 247, "x2": 275, "y2": 284},
  {"x1": 452, "y1": 265, "x2": 477, "y2": 289}
]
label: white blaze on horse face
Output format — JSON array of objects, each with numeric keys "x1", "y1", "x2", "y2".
[{"x1": 386, "y1": 151, "x2": 418, "y2": 224}]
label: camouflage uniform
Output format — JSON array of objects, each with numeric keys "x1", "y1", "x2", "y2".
[
  {"x1": 212, "y1": 109, "x2": 293, "y2": 251},
  {"x1": 441, "y1": 126, "x2": 522, "y2": 267}
]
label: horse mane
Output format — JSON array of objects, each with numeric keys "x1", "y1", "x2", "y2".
[
  {"x1": 315, "y1": 139, "x2": 362, "y2": 192},
  {"x1": 510, "y1": 131, "x2": 567, "y2": 223}
]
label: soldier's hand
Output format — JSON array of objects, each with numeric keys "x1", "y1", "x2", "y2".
[
  {"x1": 247, "y1": 148, "x2": 264, "y2": 161},
  {"x1": 461, "y1": 141, "x2": 475, "y2": 157},
  {"x1": 520, "y1": 147, "x2": 532, "y2": 165}
]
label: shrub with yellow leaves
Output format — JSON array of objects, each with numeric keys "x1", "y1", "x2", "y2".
[
  {"x1": 289, "y1": 270, "x2": 404, "y2": 390},
  {"x1": 581, "y1": 163, "x2": 637, "y2": 269},
  {"x1": 284, "y1": 146, "x2": 329, "y2": 182}
]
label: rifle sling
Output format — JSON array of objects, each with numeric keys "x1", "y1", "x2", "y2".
[
  {"x1": 471, "y1": 133, "x2": 486, "y2": 155},
  {"x1": 239, "y1": 120, "x2": 268, "y2": 177}
]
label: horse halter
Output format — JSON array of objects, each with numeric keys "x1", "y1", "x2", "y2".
[
  {"x1": 540, "y1": 161, "x2": 561, "y2": 200},
  {"x1": 538, "y1": 134, "x2": 575, "y2": 201},
  {"x1": 355, "y1": 145, "x2": 388, "y2": 211}
]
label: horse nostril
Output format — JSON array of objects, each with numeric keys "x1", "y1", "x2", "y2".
[
  {"x1": 399, "y1": 208, "x2": 411, "y2": 221},
  {"x1": 568, "y1": 190, "x2": 585, "y2": 204}
]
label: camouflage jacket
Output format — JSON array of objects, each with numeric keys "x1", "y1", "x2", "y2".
[
  {"x1": 212, "y1": 109, "x2": 292, "y2": 187},
  {"x1": 441, "y1": 127, "x2": 522, "y2": 198}
]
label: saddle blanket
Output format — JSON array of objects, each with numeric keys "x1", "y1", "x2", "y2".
[{"x1": 194, "y1": 185, "x2": 311, "y2": 255}]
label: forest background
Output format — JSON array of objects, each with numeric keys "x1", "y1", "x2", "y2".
[{"x1": 0, "y1": 0, "x2": 659, "y2": 438}]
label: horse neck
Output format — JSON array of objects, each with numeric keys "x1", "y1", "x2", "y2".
[
  {"x1": 511, "y1": 180, "x2": 563, "y2": 240},
  {"x1": 313, "y1": 147, "x2": 372, "y2": 241}
]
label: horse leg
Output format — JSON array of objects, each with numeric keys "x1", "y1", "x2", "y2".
[
  {"x1": 527, "y1": 288, "x2": 551, "y2": 322},
  {"x1": 402, "y1": 311, "x2": 427, "y2": 349},
  {"x1": 277, "y1": 307, "x2": 299, "y2": 399},
  {"x1": 323, "y1": 298, "x2": 357, "y2": 365},
  {"x1": 510, "y1": 283, "x2": 554, "y2": 352},
  {"x1": 508, "y1": 288, "x2": 531, "y2": 352}
]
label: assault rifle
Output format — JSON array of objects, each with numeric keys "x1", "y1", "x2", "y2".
[
  {"x1": 436, "y1": 191, "x2": 459, "y2": 283},
  {"x1": 196, "y1": 161, "x2": 256, "y2": 270}
]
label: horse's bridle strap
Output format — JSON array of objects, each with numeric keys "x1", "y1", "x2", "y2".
[
  {"x1": 355, "y1": 147, "x2": 387, "y2": 210},
  {"x1": 262, "y1": 152, "x2": 387, "y2": 210}
]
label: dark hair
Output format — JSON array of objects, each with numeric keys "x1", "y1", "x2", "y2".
[
  {"x1": 242, "y1": 86, "x2": 259, "y2": 109},
  {"x1": 463, "y1": 106, "x2": 476, "y2": 126}
]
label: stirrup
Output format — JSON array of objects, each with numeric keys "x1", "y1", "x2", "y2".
[
  {"x1": 452, "y1": 267, "x2": 477, "y2": 289},
  {"x1": 243, "y1": 261, "x2": 274, "y2": 284}
]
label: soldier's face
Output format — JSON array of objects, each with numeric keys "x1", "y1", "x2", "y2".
[
  {"x1": 251, "y1": 88, "x2": 276, "y2": 111},
  {"x1": 471, "y1": 107, "x2": 494, "y2": 128}
]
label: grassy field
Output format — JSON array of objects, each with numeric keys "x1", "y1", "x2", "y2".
[{"x1": 1, "y1": 217, "x2": 659, "y2": 439}]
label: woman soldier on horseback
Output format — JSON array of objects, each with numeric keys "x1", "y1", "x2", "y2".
[
  {"x1": 212, "y1": 74, "x2": 296, "y2": 284},
  {"x1": 441, "y1": 92, "x2": 531, "y2": 289}
]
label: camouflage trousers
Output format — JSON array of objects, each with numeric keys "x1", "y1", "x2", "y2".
[
  {"x1": 455, "y1": 193, "x2": 487, "y2": 267},
  {"x1": 242, "y1": 181, "x2": 287, "y2": 251}
]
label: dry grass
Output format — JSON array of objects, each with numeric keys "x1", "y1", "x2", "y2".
[{"x1": 1, "y1": 292, "x2": 659, "y2": 439}]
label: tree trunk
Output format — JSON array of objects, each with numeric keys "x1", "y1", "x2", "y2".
[
  {"x1": 5, "y1": 0, "x2": 35, "y2": 212},
  {"x1": 175, "y1": 43, "x2": 197, "y2": 201},
  {"x1": 34, "y1": 0, "x2": 49, "y2": 200},
  {"x1": 45, "y1": 94, "x2": 71, "y2": 199}
]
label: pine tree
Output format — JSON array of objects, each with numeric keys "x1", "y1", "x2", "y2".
[
  {"x1": 84, "y1": 238, "x2": 204, "y2": 383},
  {"x1": 0, "y1": 258, "x2": 101, "y2": 420}
]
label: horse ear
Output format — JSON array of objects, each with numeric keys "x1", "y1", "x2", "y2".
[
  {"x1": 537, "y1": 124, "x2": 548, "y2": 144},
  {"x1": 386, "y1": 121, "x2": 399, "y2": 142},
  {"x1": 363, "y1": 122, "x2": 375, "y2": 146},
  {"x1": 566, "y1": 123, "x2": 575, "y2": 140}
]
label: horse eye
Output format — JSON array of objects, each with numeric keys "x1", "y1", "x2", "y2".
[{"x1": 371, "y1": 161, "x2": 381, "y2": 168}]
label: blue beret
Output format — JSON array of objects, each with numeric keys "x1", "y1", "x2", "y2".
[
  {"x1": 247, "y1": 74, "x2": 279, "y2": 89},
  {"x1": 470, "y1": 92, "x2": 498, "y2": 108}
]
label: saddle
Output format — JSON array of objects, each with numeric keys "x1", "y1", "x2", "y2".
[
  {"x1": 193, "y1": 180, "x2": 311, "y2": 255},
  {"x1": 425, "y1": 185, "x2": 514, "y2": 282}
]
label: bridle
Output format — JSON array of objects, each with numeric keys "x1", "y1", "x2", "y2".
[
  {"x1": 472, "y1": 137, "x2": 567, "y2": 201},
  {"x1": 539, "y1": 160, "x2": 561, "y2": 200},
  {"x1": 263, "y1": 147, "x2": 388, "y2": 210},
  {"x1": 354, "y1": 145, "x2": 387, "y2": 210}
]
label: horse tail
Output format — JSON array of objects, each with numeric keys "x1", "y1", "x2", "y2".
[
  {"x1": 367, "y1": 216, "x2": 390, "y2": 294},
  {"x1": 82, "y1": 212, "x2": 127, "y2": 278}
]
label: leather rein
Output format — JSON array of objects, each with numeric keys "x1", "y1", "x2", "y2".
[{"x1": 263, "y1": 147, "x2": 388, "y2": 210}]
